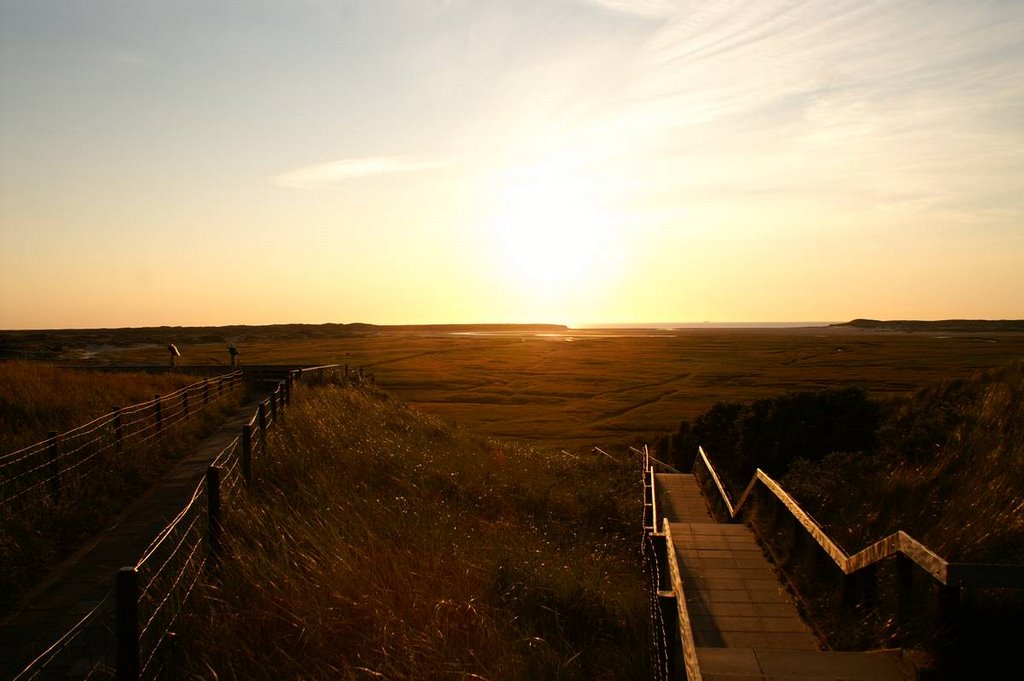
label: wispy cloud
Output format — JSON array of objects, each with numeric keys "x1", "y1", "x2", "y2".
[{"x1": 274, "y1": 156, "x2": 449, "y2": 189}]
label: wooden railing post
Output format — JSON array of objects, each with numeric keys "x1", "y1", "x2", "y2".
[
  {"x1": 206, "y1": 466, "x2": 222, "y2": 568},
  {"x1": 241, "y1": 425, "x2": 252, "y2": 485},
  {"x1": 658, "y1": 593, "x2": 679, "y2": 675},
  {"x1": 938, "y1": 582, "x2": 960, "y2": 629},
  {"x1": 651, "y1": 533, "x2": 669, "y2": 591},
  {"x1": 203, "y1": 380, "x2": 210, "y2": 405},
  {"x1": 47, "y1": 431, "x2": 61, "y2": 501},
  {"x1": 115, "y1": 567, "x2": 140, "y2": 681},
  {"x1": 114, "y1": 407, "x2": 124, "y2": 452},
  {"x1": 897, "y1": 554, "x2": 915, "y2": 625},
  {"x1": 284, "y1": 373, "x2": 292, "y2": 406},
  {"x1": 183, "y1": 391, "x2": 190, "y2": 420},
  {"x1": 257, "y1": 403, "x2": 267, "y2": 449},
  {"x1": 154, "y1": 395, "x2": 163, "y2": 433}
]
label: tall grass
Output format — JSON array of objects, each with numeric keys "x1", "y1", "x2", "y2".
[
  {"x1": 179, "y1": 382, "x2": 650, "y2": 680},
  {"x1": 0, "y1": 361, "x2": 205, "y2": 453},
  {"x1": 0, "y1": 363, "x2": 244, "y2": 614}
]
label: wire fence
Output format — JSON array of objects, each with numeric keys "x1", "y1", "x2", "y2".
[
  {"x1": 0, "y1": 371, "x2": 245, "y2": 516},
  {"x1": 9, "y1": 364, "x2": 353, "y2": 681}
]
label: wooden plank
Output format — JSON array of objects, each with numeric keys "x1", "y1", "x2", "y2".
[{"x1": 896, "y1": 532, "x2": 948, "y2": 583}]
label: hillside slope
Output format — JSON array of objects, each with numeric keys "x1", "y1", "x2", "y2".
[
  {"x1": 785, "y1": 360, "x2": 1024, "y2": 563},
  {"x1": 180, "y1": 381, "x2": 648, "y2": 680}
]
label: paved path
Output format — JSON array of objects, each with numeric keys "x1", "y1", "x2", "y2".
[
  {"x1": 654, "y1": 473, "x2": 916, "y2": 681},
  {"x1": 0, "y1": 394, "x2": 266, "y2": 679}
]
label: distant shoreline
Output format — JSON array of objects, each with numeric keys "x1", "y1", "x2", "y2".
[{"x1": 572, "y1": 322, "x2": 838, "y2": 330}]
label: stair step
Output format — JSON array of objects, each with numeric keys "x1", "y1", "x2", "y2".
[{"x1": 697, "y1": 647, "x2": 916, "y2": 681}]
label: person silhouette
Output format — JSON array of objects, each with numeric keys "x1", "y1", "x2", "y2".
[
  {"x1": 168, "y1": 343, "x2": 180, "y2": 368},
  {"x1": 228, "y1": 344, "x2": 239, "y2": 368}
]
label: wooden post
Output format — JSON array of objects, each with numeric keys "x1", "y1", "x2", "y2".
[
  {"x1": 241, "y1": 425, "x2": 252, "y2": 485},
  {"x1": 658, "y1": 593, "x2": 679, "y2": 676},
  {"x1": 183, "y1": 391, "x2": 190, "y2": 420},
  {"x1": 203, "y1": 380, "x2": 210, "y2": 405},
  {"x1": 206, "y1": 466, "x2": 222, "y2": 568},
  {"x1": 258, "y1": 403, "x2": 267, "y2": 447},
  {"x1": 270, "y1": 390, "x2": 278, "y2": 423},
  {"x1": 284, "y1": 373, "x2": 292, "y2": 406},
  {"x1": 114, "y1": 407, "x2": 124, "y2": 452},
  {"x1": 154, "y1": 395, "x2": 163, "y2": 433},
  {"x1": 896, "y1": 554, "x2": 915, "y2": 625},
  {"x1": 938, "y1": 582, "x2": 960, "y2": 630},
  {"x1": 651, "y1": 533, "x2": 669, "y2": 590},
  {"x1": 47, "y1": 431, "x2": 60, "y2": 501},
  {"x1": 115, "y1": 567, "x2": 140, "y2": 681}
]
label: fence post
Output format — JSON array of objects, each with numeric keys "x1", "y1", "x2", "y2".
[
  {"x1": 114, "y1": 407, "x2": 124, "y2": 452},
  {"x1": 897, "y1": 554, "x2": 915, "y2": 626},
  {"x1": 183, "y1": 391, "x2": 190, "y2": 420},
  {"x1": 154, "y1": 395, "x2": 163, "y2": 433},
  {"x1": 242, "y1": 425, "x2": 252, "y2": 485},
  {"x1": 658, "y1": 593, "x2": 679, "y2": 675},
  {"x1": 270, "y1": 390, "x2": 278, "y2": 423},
  {"x1": 206, "y1": 466, "x2": 222, "y2": 568},
  {"x1": 115, "y1": 567, "x2": 140, "y2": 681},
  {"x1": 203, "y1": 380, "x2": 210, "y2": 405},
  {"x1": 258, "y1": 403, "x2": 267, "y2": 448},
  {"x1": 47, "y1": 431, "x2": 61, "y2": 501},
  {"x1": 284, "y1": 373, "x2": 292, "y2": 406}
]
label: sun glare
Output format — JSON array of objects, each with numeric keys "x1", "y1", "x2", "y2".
[{"x1": 489, "y1": 159, "x2": 614, "y2": 294}]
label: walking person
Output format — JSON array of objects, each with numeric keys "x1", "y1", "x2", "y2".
[
  {"x1": 228, "y1": 343, "x2": 239, "y2": 368},
  {"x1": 168, "y1": 343, "x2": 180, "y2": 368}
]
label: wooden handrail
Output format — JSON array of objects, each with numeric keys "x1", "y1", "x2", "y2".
[
  {"x1": 663, "y1": 519, "x2": 703, "y2": 681},
  {"x1": 695, "y1": 446, "x2": 1024, "y2": 589}
]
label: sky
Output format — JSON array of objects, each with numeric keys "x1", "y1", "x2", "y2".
[{"x1": 1, "y1": 0, "x2": 1022, "y2": 329}]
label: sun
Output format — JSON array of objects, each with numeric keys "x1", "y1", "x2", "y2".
[{"x1": 488, "y1": 159, "x2": 613, "y2": 294}]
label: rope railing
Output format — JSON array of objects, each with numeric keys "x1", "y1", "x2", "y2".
[
  {"x1": 11, "y1": 363, "x2": 376, "y2": 680},
  {"x1": 0, "y1": 371, "x2": 244, "y2": 513},
  {"x1": 10, "y1": 592, "x2": 114, "y2": 680}
]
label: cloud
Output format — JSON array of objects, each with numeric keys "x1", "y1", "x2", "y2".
[{"x1": 274, "y1": 156, "x2": 449, "y2": 189}]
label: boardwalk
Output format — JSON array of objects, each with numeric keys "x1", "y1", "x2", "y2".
[
  {"x1": 0, "y1": 393, "x2": 268, "y2": 679},
  {"x1": 654, "y1": 473, "x2": 916, "y2": 681}
]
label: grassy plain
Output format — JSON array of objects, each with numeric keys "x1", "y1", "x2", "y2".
[{"x1": 86, "y1": 327, "x2": 1024, "y2": 452}]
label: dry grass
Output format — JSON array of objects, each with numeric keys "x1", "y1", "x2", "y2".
[
  {"x1": 0, "y1": 361, "x2": 205, "y2": 453},
  {"x1": 178, "y1": 381, "x2": 649, "y2": 680},
  {"x1": 83, "y1": 328, "x2": 1024, "y2": 452},
  {"x1": 0, "y1": 363, "x2": 245, "y2": 613}
]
